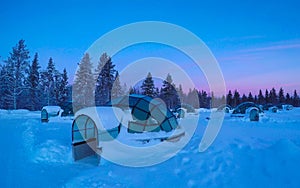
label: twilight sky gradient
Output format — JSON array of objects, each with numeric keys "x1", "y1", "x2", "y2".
[{"x1": 1, "y1": 0, "x2": 300, "y2": 94}]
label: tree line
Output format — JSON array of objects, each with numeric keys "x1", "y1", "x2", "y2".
[
  {"x1": 226, "y1": 88, "x2": 300, "y2": 108},
  {"x1": 0, "y1": 40, "x2": 70, "y2": 110},
  {"x1": 1, "y1": 39, "x2": 300, "y2": 111}
]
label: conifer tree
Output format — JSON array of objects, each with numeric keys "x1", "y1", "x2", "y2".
[
  {"x1": 141, "y1": 72, "x2": 157, "y2": 98},
  {"x1": 27, "y1": 53, "x2": 41, "y2": 110},
  {"x1": 95, "y1": 53, "x2": 116, "y2": 105},
  {"x1": 57, "y1": 68, "x2": 69, "y2": 106},
  {"x1": 73, "y1": 53, "x2": 95, "y2": 111},
  {"x1": 248, "y1": 92, "x2": 254, "y2": 102},
  {"x1": 269, "y1": 88, "x2": 278, "y2": 104},
  {"x1": 3, "y1": 39, "x2": 30, "y2": 109},
  {"x1": 160, "y1": 73, "x2": 179, "y2": 109},
  {"x1": 226, "y1": 90, "x2": 233, "y2": 106},
  {"x1": 278, "y1": 87, "x2": 285, "y2": 103},
  {"x1": 257, "y1": 89, "x2": 264, "y2": 104},
  {"x1": 233, "y1": 90, "x2": 240, "y2": 107},
  {"x1": 285, "y1": 93, "x2": 292, "y2": 104},
  {"x1": 293, "y1": 90, "x2": 299, "y2": 107},
  {"x1": 265, "y1": 89, "x2": 270, "y2": 104},
  {"x1": 241, "y1": 94, "x2": 248, "y2": 103},
  {"x1": 111, "y1": 71, "x2": 123, "y2": 99}
]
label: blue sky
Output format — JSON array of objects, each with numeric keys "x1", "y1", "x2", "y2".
[{"x1": 1, "y1": 0, "x2": 300, "y2": 94}]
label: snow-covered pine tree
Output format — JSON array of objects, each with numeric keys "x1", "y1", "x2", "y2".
[
  {"x1": 160, "y1": 73, "x2": 179, "y2": 109},
  {"x1": 46, "y1": 57, "x2": 56, "y2": 105},
  {"x1": 0, "y1": 65, "x2": 6, "y2": 109},
  {"x1": 176, "y1": 84, "x2": 185, "y2": 104},
  {"x1": 186, "y1": 88, "x2": 199, "y2": 108},
  {"x1": 27, "y1": 53, "x2": 41, "y2": 110},
  {"x1": 141, "y1": 72, "x2": 157, "y2": 98},
  {"x1": 95, "y1": 53, "x2": 116, "y2": 105},
  {"x1": 53, "y1": 70, "x2": 63, "y2": 105},
  {"x1": 73, "y1": 53, "x2": 95, "y2": 112},
  {"x1": 2, "y1": 39, "x2": 30, "y2": 109},
  {"x1": 57, "y1": 68, "x2": 69, "y2": 106},
  {"x1": 111, "y1": 71, "x2": 123, "y2": 99}
]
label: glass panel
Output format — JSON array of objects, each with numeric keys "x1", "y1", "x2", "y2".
[
  {"x1": 136, "y1": 98, "x2": 150, "y2": 111},
  {"x1": 86, "y1": 118, "x2": 95, "y2": 129},
  {"x1": 161, "y1": 120, "x2": 172, "y2": 132},
  {"x1": 73, "y1": 115, "x2": 88, "y2": 130},
  {"x1": 86, "y1": 128, "x2": 95, "y2": 140},
  {"x1": 73, "y1": 131, "x2": 84, "y2": 142},
  {"x1": 132, "y1": 108, "x2": 149, "y2": 121}
]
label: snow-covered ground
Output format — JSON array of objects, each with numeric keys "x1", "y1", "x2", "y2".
[{"x1": 1, "y1": 108, "x2": 300, "y2": 187}]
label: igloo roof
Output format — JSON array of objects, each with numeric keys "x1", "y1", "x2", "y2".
[{"x1": 108, "y1": 94, "x2": 178, "y2": 133}]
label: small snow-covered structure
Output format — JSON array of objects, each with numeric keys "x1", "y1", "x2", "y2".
[
  {"x1": 175, "y1": 108, "x2": 186, "y2": 118},
  {"x1": 231, "y1": 102, "x2": 263, "y2": 121},
  {"x1": 262, "y1": 103, "x2": 278, "y2": 113},
  {"x1": 217, "y1": 104, "x2": 232, "y2": 113},
  {"x1": 41, "y1": 106, "x2": 63, "y2": 122},
  {"x1": 232, "y1": 102, "x2": 263, "y2": 115},
  {"x1": 42, "y1": 106, "x2": 63, "y2": 117},
  {"x1": 175, "y1": 103, "x2": 195, "y2": 113},
  {"x1": 247, "y1": 107, "x2": 260, "y2": 121},
  {"x1": 41, "y1": 109, "x2": 49, "y2": 122}
]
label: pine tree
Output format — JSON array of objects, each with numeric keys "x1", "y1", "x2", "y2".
[
  {"x1": 254, "y1": 95, "x2": 258, "y2": 104},
  {"x1": 57, "y1": 68, "x2": 69, "y2": 106},
  {"x1": 186, "y1": 88, "x2": 199, "y2": 108},
  {"x1": 293, "y1": 90, "x2": 299, "y2": 107},
  {"x1": 111, "y1": 71, "x2": 123, "y2": 99},
  {"x1": 0, "y1": 65, "x2": 6, "y2": 109},
  {"x1": 248, "y1": 92, "x2": 254, "y2": 102},
  {"x1": 141, "y1": 72, "x2": 157, "y2": 98},
  {"x1": 2, "y1": 39, "x2": 30, "y2": 109},
  {"x1": 270, "y1": 88, "x2": 278, "y2": 104},
  {"x1": 241, "y1": 94, "x2": 248, "y2": 103},
  {"x1": 73, "y1": 53, "x2": 95, "y2": 112},
  {"x1": 41, "y1": 57, "x2": 57, "y2": 106},
  {"x1": 27, "y1": 53, "x2": 41, "y2": 110},
  {"x1": 257, "y1": 89, "x2": 264, "y2": 104},
  {"x1": 95, "y1": 53, "x2": 116, "y2": 105},
  {"x1": 285, "y1": 93, "x2": 292, "y2": 104},
  {"x1": 199, "y1": 90, "x2": 210, "y2": 108},
  {"x1": 233, "y1": 90, "x2": 240, "y2": 107},
  {"x1": 226, "y1": 90, "x2": 233, "y2": 106},
  {"x1": 265, "y1": 89, "x2": 270, "y2": 104},
  {"x1": 160, "y1": 74, "x2": 179, "y2": 109},
  {"x1": 278, "y1": 87, "x2": 285, "y2": 104},
  {"x1": 176, "y1": 84, "x2": 185, "y2": 104}
]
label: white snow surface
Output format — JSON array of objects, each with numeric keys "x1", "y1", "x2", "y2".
[{"x1": 1, "y1": 108, "x2": 300, "y2": 187}]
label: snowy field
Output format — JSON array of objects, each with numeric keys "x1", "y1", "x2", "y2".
[{"x1": 1, "y1": 108, "x2": 300, "y2": 187}]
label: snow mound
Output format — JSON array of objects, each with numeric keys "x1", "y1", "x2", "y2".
[{"x1": 33, "y1": 140, "x2": 72, "y2": 164}]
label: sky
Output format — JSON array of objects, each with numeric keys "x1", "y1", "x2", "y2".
[{"x1": 1, "y1": 0, "x2": 300, "y2": 95}]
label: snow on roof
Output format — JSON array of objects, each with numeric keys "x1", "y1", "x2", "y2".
[
  {"x1": 42, "y1": 106, "x2": 62, "y2": 113},
  {"x1": 74, "y1": 107, "x2": 124, "y2": 130}
]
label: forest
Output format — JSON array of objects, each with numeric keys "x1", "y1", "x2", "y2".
[{"x1": 1, "y1": 40, "x2": 299, "y2": 112}]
